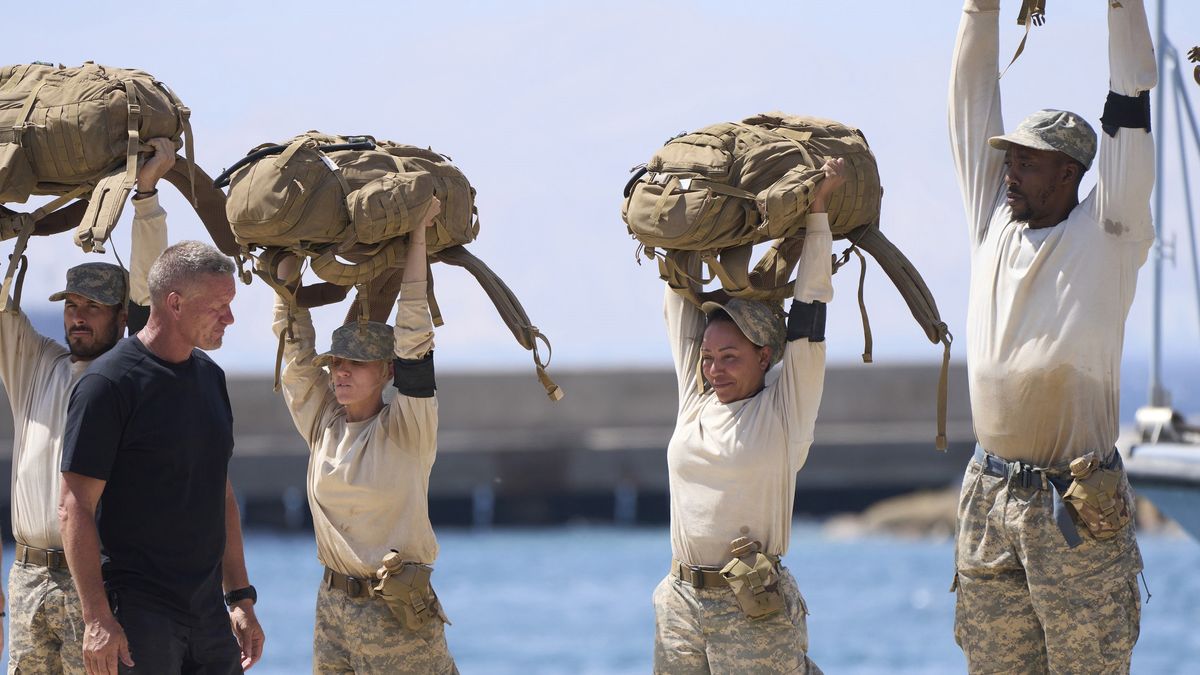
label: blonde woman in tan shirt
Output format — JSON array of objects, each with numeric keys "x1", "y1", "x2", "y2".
[{"x1": 272, "y1": 198, "x2": 457, "y2": 674}]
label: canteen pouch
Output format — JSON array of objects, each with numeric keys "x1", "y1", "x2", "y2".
[
  {"x1": 718, "y1": 538, "x2": 784, "y2": 620},
  {"x1": 373, "y1": 553, "x2": 449, "y2": 630},
  {"x1": 1062, "y1": 452, "x2": 1131, "y2": 539}
]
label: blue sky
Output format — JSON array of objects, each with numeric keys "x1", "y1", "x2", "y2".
[{"x1": 7, "y1": 0, "x2": 1200, "y2": 387}]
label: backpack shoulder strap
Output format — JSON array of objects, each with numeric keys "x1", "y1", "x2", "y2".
[
  {"x1": 1, "y1": 184, "x2": 90, "y2": 312},
  {"x1": 166, "y1": 158, "x2": 238, "y2": 256},
  {"x1": 309, "y1": 238, "x2": 406, "y2": 287},
  {"x1": 431, "y1": 245, "x2": 563, "y2": 401},
  {"x1": 36, "y1": 155, "x2": 236, "y2": 257},
  {"x1": 74, "y1": 78, "x2": 146, "y2": 253},
  {"x1": 73, "y1": 169, "x2": 132, "y2": 253},
  {"x1": 851, "y1": 224, "x2": 953, "y2": 450}
]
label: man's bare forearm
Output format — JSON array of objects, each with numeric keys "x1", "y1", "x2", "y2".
[
  {"x1": 221, "y1": 480, "x2": 251, "y2": 593},
  {"x1": 59, "y1": 476, "x2": 113, "y2": 623}
]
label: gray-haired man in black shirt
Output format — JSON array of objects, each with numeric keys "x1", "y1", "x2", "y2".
[{"x1": 59, "y1": 240, "x2": 265, "y2": 674}]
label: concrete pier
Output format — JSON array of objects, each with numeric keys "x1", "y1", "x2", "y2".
[{"x1": 0, "y1": 363, "x2": 974, "y2": 531}]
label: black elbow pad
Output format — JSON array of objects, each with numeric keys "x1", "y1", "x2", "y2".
[
  {"x1": 394, "y1": 352, "x2": 436, "y2": 398},
  {"x1": 1100, "y1": 90, "x2": 1151, "y2": 137},
  {"x1": 787, "y1": 301, "x2": 826, "y2": 343}
]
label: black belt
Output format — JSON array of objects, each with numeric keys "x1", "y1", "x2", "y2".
[
  {"x1": 972, "y1": 445, "x2": 1124, "y2": 549},
  {"x1": 323, "y1": 567, "x2": 376, "y2": 599},
  {"x1": 15, "y1": 543, "x2": 69, "y2": 570}
]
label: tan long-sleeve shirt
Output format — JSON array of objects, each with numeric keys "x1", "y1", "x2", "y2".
[
  {"x1": 3, "y1": 194, "x2": 167, "y2": 549},
  {"x1": 949, "y1": 0, "x2": 1156, "y2": 466},
  {"x1": 274, "y1": 281, "x2": 438, "y2": 580},
  {"x1": 666, "y1": 213, "x2": 833, "y2": 567}
]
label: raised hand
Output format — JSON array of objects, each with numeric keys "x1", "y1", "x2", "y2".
[
  {"x1": 810, "y1": 158, "x2": 847, "y2": 214},
  {"x1": 136, "y1": 137, "x2": 177, "y2": 193}
]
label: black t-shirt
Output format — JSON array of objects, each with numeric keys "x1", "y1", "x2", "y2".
[{"x1": 61, "y1": 336, "x2": 234, "y2": 623}]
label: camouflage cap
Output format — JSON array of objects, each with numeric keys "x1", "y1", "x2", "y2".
[
  {"x1": 700, "y1": 297, "x2": 786, "y2": 366},
  {"x1": 48, "y1": 262, "x2": 128, "y2": 306},
  {"x1": 313, "y1": 321, "x2": 394, "y2": 367},
  {"x1": 988, "y1": 109, "x2": 1097, "y2": 170}
]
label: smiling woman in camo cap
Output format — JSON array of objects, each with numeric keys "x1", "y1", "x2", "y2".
[
  {"x1": 653, "y1": 158, "x2": 844, "y2": 675},
  {"x1": 270, "y1": 196, "x2": 458, "y2": 674}
]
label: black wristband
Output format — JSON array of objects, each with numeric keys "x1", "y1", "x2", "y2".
[
  {"x1": 132, "y1": 188, "x2": 157, "y2": 200},
  {"x1": 787, "y1": 300, "x2": 826, "y2": 343},
  {"x1": 224, "y1": 585, "x2": 257, "y2": 607},
  {"x1": 1100, "y1": 90, "x2": 1151, "y2": 138},
  {"x1": 394, "y1": 352, "x2": 436, "y2": 398}
]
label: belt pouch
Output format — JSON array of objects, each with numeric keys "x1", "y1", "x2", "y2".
[
  {"x1": 1063, "y1": 452, "x2": 1131, "y2": 539},
  {"x1": 718, "y1": 538, "x2": 784, "y2": 620},
  {"x1": 372, "y1": 551, "x2": 449, "y2": 630}
]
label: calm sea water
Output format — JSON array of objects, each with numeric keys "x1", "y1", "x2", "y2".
[{"x1": 3, "y1": 526, "x2": 1198, "y2": 674}]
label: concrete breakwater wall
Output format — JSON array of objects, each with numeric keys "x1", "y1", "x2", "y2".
[{"x1": 0, "y1": 363, "x2": 974, "y2": 532}]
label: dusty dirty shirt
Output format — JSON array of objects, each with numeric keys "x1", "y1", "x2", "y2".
[
  {"x1": 666, "y1": 213, "x2": 833, "y2": 567},
  {"x1": 274, "y1": 281, "x2": 438, "y2": 580},
  {"x1": 948, "y1": 0, "x2": 1156, "y2": 466},
  {"x1": 1, "y1": 195, "x2": 166, "y2": 550}
]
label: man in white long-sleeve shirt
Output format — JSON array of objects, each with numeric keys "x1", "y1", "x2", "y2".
[
  {"x1": 947, "y1": 1, "x2": 1156, "y2": 672},
  {"x1": 0, "y1": 138, "x2": 173, "y2": 673}
]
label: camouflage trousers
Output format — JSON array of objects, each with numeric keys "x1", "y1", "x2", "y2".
[
  {"x1": 313, "y1": 581, "x2": 457, "y2": 675},
  {"x1": 6, "y1": 561, "x2": 85, "y2": 675},
  {"x1": 653, "y1": 566, "x2": 822, "y2": 674},
  {"x1": 953, "y1": 452, "x2": 1143, "y2": 674}
]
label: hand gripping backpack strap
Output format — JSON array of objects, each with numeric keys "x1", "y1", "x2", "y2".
[
  {"x1": 851, "y1": 224, "x2": 953, "y2": 450},
  {"x1": 432, "y1": 245, "x2": 563, "y2": 401}
]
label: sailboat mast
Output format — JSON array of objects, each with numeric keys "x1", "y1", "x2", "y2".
[{"x1": 1150, "y1": 0, "x2": 1169, "y2": 406}]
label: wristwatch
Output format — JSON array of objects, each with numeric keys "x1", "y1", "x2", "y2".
[{"x1": 224, "y1": 585, "x2": 257, "y2": 607}]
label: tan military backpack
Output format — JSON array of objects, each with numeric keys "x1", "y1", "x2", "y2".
[
  {"x1": 218, "y1": 132, "x2": 561, "y2": 400},
  {"x1": 0, "y1": 61, "x2": 236, "y2": 310},
  {"x1": 622, "y1": 112, "x2": 951, "y2": 449}
]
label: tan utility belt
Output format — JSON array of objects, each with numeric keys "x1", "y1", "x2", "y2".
[
  {"x1": 323, "y1": 567, "x2": 376, "y2": 599},
  {"x1": 15, "y1": 543, "x2": 68, "y2": 570},
  {"x1": 671, "y1": 559, "x2": 730, "y2": 589}
]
